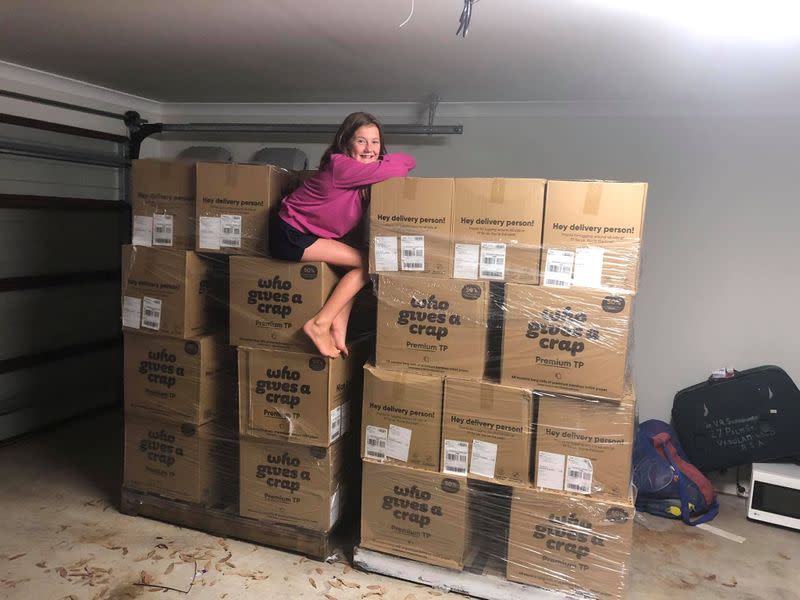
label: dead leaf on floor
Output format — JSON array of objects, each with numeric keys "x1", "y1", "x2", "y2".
[
  {"x1": 58, "y1": 595, "x2": 79, "y2": 600},
  {"x1": 309, "y1": 577, "x2": 318, "y2": 588},
  {"x1": 362, "y1": 593, "x2": 382, "y2": 599},
  {"x1": 163, "y1": 563, "x2": 175, "y2": 575},
  {"x1": 722, "y1": 577, "x2": 738, "y2": 588},
  {"x1": 329, "y1": 579, "x2": 344, "y2": 589},
  {"x1": 8, "y1": 553, "x2": 26, "y2": 561},
  {"x1": 299, "y1": 557, "x2": 308, "y2": 563},
  {"x1": 340, "y1": 579, "x2": 361, "y2": 589},
  {"x1": 122, "y1": 547, "x2": 129, "y2": 556},
  {"x1": 36, "y1": 561, "x2": 47, "y2": 568},
  {"x1": 156, "y1": 543, "x2": 168, "y2": 550},
  {"x1": 367, "y1": 584, "x2": 385, "y2": 592},
  {"x1": 57, "y1": 567, "x2": 68, "y2": 578},
  {"x1": 404, "y1": 595, "x2": 417, "y2": 600},
  {"x1": 324, "y1": 595, "x2": 338, "y2": 600},
  {"x1": 225, "y1": 562, "x2": 236, "y2": 569},
  {"x1": 343, "y1": 565, "x2": 352, "y2": 574},
  {"x1": 139, "y1": 571, "x2": 155, "y2": 585},
  {"x1": 316, "y1": 567, "x2": 324, "y2": 575},
  {"x1": 428, "y1": 592, "x2": 442, "y2": 597},
  {"x1": 217, "y1": 553, "x2": 232, "y2": 564},
  {"x1": 779, "y1": 553, "x2": 791, "y2": 560}
]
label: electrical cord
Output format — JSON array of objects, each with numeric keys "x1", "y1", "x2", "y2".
[{"x1": 457, "y1": 0, "x2": 480, "y2": 38}]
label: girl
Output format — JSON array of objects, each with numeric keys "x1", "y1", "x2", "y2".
[{"x1": 269, "y1": 112, "x2": 416, "y2": 358}]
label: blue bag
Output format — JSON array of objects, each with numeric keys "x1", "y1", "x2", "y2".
[{"x1": 633, "y1": 419, "x2": 719, "y2": 525}]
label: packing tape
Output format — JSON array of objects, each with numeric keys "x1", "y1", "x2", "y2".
[
  {"x1": 490, "y1": 179, "x2": 505, "y2": 204},
  {"x1": 480, "y1": 385, "x2": 493, "y2": 411},
  {"x1": 403, "y1": 178, "x2": 417, "y2": 202},
  {"x1": 226, "y1": 164, "x2": 238, "y2": 186},
  {"x1": 583, "y1": 182, "x2": 602, "y2": 215}
]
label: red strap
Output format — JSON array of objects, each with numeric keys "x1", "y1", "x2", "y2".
[{"x1": 652, "y1": 432, "x2": 716, "y2": 505}]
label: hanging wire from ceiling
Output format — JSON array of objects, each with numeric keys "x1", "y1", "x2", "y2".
[
  {"x1": 457, "y1": 0, "x2": 480, "y2": 37},
  {"x1": 399, "y1": 0, "x2": 415, "y2": 28}
]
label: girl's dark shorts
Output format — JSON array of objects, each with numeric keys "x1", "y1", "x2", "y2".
[{"x1": 269, "y1": 217, "x2": 319, "y2": 262}]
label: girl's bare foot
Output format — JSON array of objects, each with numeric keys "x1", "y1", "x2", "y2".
[
  {"x1": 303, "y1": 319, "x2": 340, "y2": 358},
  {"x1": 331, "y1": 322, "x2": 348, "y2": 357}
]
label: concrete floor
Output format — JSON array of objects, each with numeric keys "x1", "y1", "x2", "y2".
[{"x1": 1, "y1": 409, "x2": 799, "y2": 600}]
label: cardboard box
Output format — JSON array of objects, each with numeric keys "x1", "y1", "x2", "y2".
[
  {"x1": 541, "y1": 181, "x2": 647, "y2": 292},
  {"x1": 360, "y1": 461, "x2": 468, "y2": 570},
  {"x1": 195, "y1": 162, "x2": 296, "y2": 256},
  {"x1": 123, "y1": 414, "x2": 235, "y2": 505},
  {"x1": 124, "y1": 332, "x2": 234, "y2": 425},
  {"x1": 441, "y1": 379, "x2": 532, "y2": 484},
  {"x1": 376, "y1": 275, "x2": 488, "y2": 379},
  {"x1": 369, "y1": 177, "x2": 454, "y2": 277},
  {"x1": 450, "y1": 178, "x2": 545, "y2": 284},
  {"x1": 121, "y1": 245, "x2": 223, "y2": 339},
  {"x1": 507, "y1": 486, "x2": 634, "y2": 599},
  {"x1": 501, "y1": 284, "x2": 633, "y2": 401},
  {"x1": 229, "y1": 257, "x2": 339, "y2": 352},
  {"x1": 239, "y1": 437, "x2": 346, "y2": 531},
  {"x1": 131, "y1": 159, "x2": 195, "y2": 250},
  {"x1": 361, "y1": 365, "x2": 444, "y2": 471},
  {"x1": 238, "y1": 343, "x2": 368, "y2": 446},
  {"x1": 534, "y1": 388, "x2": 635, "y2": 500}
]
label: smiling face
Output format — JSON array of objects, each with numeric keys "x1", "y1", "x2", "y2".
[{"x1": 348, "y1": 124, "x2": 381, "y2": 164}]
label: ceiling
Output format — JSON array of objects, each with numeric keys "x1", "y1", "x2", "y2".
[{"x1": 1, "y1": 0, "x2": 799, "y2": 106}]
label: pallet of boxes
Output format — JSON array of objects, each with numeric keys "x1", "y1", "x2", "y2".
[
  {"x1": 354, "y1": 177, "x2": 647, "y2": 600},
  {"x1": 120, "y1": 159, "x2": 374, "y2": 558}
]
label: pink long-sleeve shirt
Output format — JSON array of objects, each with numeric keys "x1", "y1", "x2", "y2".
[{"x1": 279, "y1": 152, "x2": 416, "y2": 238}]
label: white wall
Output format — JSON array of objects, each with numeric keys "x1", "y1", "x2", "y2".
[
  {"x1": 3, "y1": 61, "x2": 798, "y2": 422},
  {"x1": 159, "y1": 104, "x2": 800, "y2": 421}
]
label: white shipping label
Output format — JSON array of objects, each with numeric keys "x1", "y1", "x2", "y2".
[
  {"x1": 537, "y1": 451, "x2": 566, "y2": 490},
  {"x1": 572, "y1": 247, "x2": 605, "y2": 289},
  {"x1": 565, "y1": 456, "x2": 594, "y2": 495},
  {"x1": 386, "y1": 425, "x2": 412, "y2": 463},
  {"x1": 132, "y1": 216, "x2": 153, "y2": 247},
  {"x1": 543, "y1": 249, "x2": 575, "y2": 288},
  {"x1": 365, "y1": 425, "x2": 388, "y2": 460},
  {"x1": 329, "y1": 488, "x2": 342, "y2": 528},
  {"x1": 400, "y1": 236, "x2": 425, "y2": 271},
  {"x1": 122, "y1": 296, "x2": 142, "y2": 329},
  {"x1": 141, "y1": 297, "x2": 162, "y2": 331},
  {"x1": 469, "y1": 439, "x2": 498, "y2": 479},
  {"x1": 453, "y1": 243, "x2": 480, "y2": 279},
  {"x1": 443, "y1": 439, "x2": 470, "y2": 476},
  {"x1": 330, "y1": 405, "x2": 344, "y2": 443},
  {"x1": 199, "y1": 216, "x2": 221, "y2": 250},
  {"x1": 479, "y1": 242, "x2": 507, "y2": 280},
  {"x1": 152, "y1": 214, "x2": 175, "y2": 247},
  {"x1": 374, "y1": 236, "x2": 399, "y2": 271},
  {"x1": 219, "y1": 214, "x2": 242, "y2": 248}
]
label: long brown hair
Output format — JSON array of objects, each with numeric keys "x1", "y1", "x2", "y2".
[{"x1": 319, "y1": 112, "x2": 387, "y2": 170}]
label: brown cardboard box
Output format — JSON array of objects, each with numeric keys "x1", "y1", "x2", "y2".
[
  {"x1": 195, "y1": 162, "x2": 296, "y2": 256},
  {"x1": 534, "y1": 389, "x2": 635, "y2": 500},
  {"x1": 131, "y1": 159, "x2": 195, "y2": 250},
  {"x1": 124, "y1": 332, "x2": 234, "y2": 425},
  {"x1": 361, "y1": 365, "x2": 444, "y2": 471},
  {"x1": 450, "y1": 178, "x2": 545, "y2": 284},
  {"x1": 360, "y1": 461, "x2": 468, "y2": 570},
  {"x1": 501, "y1": 284, "x2": 633, "y2": 401},
  {"x1": 541, "y1": 181, "x2": 647, "y2": 293},
  {"x1": 229, "y1": 257, "x2": 338, "y2": 352},
  {"x1": 238, "y1": 343, "x2": 368, "y2": 446},
  {"x1": 121, "y1": 245, "x2": 223, "y2": 339},
  {"x1": 369, "y1": 178, "x2": 454, "y2": 277},
  {"x1": 376, "y1": 275, "x2": 488, "y2": 379},
  {"x1": 441, "y1": 379, "x2": 532, "y2": 484},
  {"x1": 507, "y1": 486, "x2": 634, "y2": 599},
  {"x1": 239, "y1": 437, "x2": 346, "y2": 531},
  {"x1": 123, "y1": 414, "x2": 235, "y2": 505}
]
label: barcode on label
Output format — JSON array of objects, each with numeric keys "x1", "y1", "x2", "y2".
[
  {"x1": 366, "y1": 450, "x2": 383, "y2": 458},
  {"x1": 547, "y1": 263, "x2": 572, "y2": 273},
  {"x1": 223, "y1": 226, "x2": 240, "y2": 235},
  {"x1": 568, "y1": 469, "x2": 592, "y2": 480},
  {"x1": 403, "y1": 248, "x2": 423, "y2": 257},
  {"x1": 482, "y1": 256, "x2": 505, "y2": 266},
  {"x1": 567, "y1": 482, "x2": 591, "y2": 492},
  {"x1": 544, "y1": 278, "x2": 570, "y2": 287},
  {"x1": 482, "y1": 271, "x2": 503, "y2": 278},
  {"x1": 368, "y1": 438, "x2": 386, "y2": 448},
  {"x1": 404, "y1": 262, "x2": 423, "y2": 269},
  {"x1": 446, "y1": 452, "x2": 467, "y2": 463}
]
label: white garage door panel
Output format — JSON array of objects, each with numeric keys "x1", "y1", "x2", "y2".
[
  {"x1": 0, "y1": 209, "x2": 125, "y2": 278},
  {"x1": 0, "y1": 348, "x2": 120, "y2": 415},
  {"x1": 0, "y1": 282, "x2": 120, "y2": 361},
  {"x1": 0, "y1": 155, "x2": 120, "y2": 199}
]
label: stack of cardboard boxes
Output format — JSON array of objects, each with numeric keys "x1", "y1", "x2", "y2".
[
  {"x1": 121, "y1": 159, "x2": 371, "y2": 556},
  {"x1": 359, "y1": 177, "x2": 647, "y2": 599}
]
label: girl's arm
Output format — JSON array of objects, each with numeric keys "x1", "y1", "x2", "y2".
[{"x1": 330, "y1": 153, "x2": 416, "y2": 188}]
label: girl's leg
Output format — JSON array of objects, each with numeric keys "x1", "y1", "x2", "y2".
[
  {"x1": 300, "y1": 239, "x2": 367, "y2": 358},
  {"x1": 330, "y1": 297, "x2": 355, "y2": 356}
]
